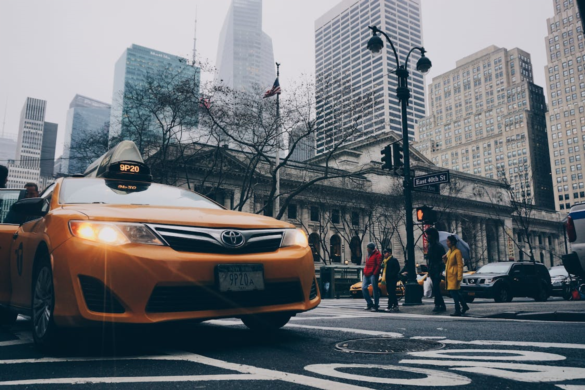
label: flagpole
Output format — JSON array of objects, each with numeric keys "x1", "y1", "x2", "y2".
[{"x1": 274, "y1": 62, "x2": 281, "y2": 218}]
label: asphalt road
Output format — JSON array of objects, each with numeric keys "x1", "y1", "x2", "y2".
[{"x1": 0, "y1": 298, "x2": 584, "y2": 389}]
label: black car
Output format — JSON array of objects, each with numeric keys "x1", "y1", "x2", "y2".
[
  {"x1": 549, "y1": 266, "x2": 580, "y2": 300},
  {"x1": 461, "y1": 262, "x2": 551, "y2": 303}
]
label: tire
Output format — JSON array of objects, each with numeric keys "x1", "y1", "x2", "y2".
[
  {"x1": 494, "y1": 285, "x2": 511, "y2": 303},
  {"x1": 31, "y1": 259, "x2": 60, "y2": 352},
  {"x1": 534, "y1": 285, "x2": 549, "y2": 302},
  {"x1": 562, "y1": 285, "x2": 572, "y2": 301},
  {"x1": 464, "y1": 296, "x2": 475, "y2": 303},
  {"x1": 0, "y1": 306, "x2": 17, "y2": 326},
  {"x1": 241, "y1": 313, "x2": 292, "y2": 331}
]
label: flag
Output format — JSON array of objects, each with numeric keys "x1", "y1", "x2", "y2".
[
  {"x1": 199, "y1": 98, "x2": 210, "y2": 109},
  {"x1": 263, "y1": 78, "x2": 281, "y2": 98}
]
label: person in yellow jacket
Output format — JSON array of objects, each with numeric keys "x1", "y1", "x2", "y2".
[{"x1": 442, "y1": 235, "x2": 470, "y2": 316}]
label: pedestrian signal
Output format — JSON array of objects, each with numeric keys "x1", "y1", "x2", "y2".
[{"x1": 416, "y1": 206, "x2": 437, "y2": 223}]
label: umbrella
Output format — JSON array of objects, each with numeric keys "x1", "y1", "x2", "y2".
[{"x1": 438, "y1": 231, "x2": 470, "y2": 263}]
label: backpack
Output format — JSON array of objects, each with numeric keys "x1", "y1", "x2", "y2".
[{"x1": 572, "y1": 289, "x2": 581, "y2": 300}]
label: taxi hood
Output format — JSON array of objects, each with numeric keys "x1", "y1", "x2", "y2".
[{"x1": 62, "y1": 204, "x2": 295, "y2": 230}]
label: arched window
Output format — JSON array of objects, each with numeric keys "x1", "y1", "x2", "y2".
[
  {"x1": 330, "y1": 235, "x2": 342, "y2": 263},
  {"x1": 308, "y1": 233, "x2": 321, "y2": 262},
  {"x1": 349, "y1": 236, "x2": 362, "y2": 265}
]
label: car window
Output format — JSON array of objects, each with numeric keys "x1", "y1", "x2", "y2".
[
  {"x1": 549, "y1": 267, "x2": 568, "y2": 277},
  {"x1": 41, "y1": 183, "x2": 56, "y2": 205},
  {"x1": 59, "y1": 178, "x2": 222, "y2": 209},
  {"x1": 511, "y1": 265, "x2": 523, "y2": 275},
  {"x1": 0, "y1": 189, "x2": 25, "y2": 224},
  {"x1": 521, "y1": 264, "x2": 535, "y2": 275},
  {"x1": 476, "y1": 263, "x2": 512, "y2": 274}
]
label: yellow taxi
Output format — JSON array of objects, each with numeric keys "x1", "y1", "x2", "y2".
[{"x1": 0, "y1": 141, "x2": 320, "y2": 350}]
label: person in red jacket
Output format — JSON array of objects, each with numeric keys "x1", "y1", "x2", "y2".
[{"x1": 362, "y1": 242, "x2": 382, "y2": 311}]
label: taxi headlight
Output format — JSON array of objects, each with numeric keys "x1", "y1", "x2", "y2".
[
  {"x1": 281, "y1": 229, "x2": 309, "y2": 248},
  {"x1": 69, "y1": 221, "x2": 164, "y2": 246}
]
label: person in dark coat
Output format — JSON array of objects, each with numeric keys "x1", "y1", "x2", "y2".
[
  {"x1": 382, "y1": 248, "x2": 401, "y2": 312},
  {"x1": 425, "y1": 227, "x2": 446, "y2": 313}
]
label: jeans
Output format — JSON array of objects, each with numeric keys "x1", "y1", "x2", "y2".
[
  {"x1": 386, "y1": 278, "x2": 398, "y2": 308},
  {"x1": 431, "y1": 274, "x2": 445, "y2": 308},
  {"x1": 362, "y1": 274, "x2": 380, "y2": 308},
  {"x1": 450, "y1": 289, "x2": 469, "y2": 313}
]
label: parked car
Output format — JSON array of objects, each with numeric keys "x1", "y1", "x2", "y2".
[
  {"x1": 550, "y1": 266, "x2": 579, "y2": 300},
  {"x1": 461, "y1": 262, "x2": 551, "y2": 303},
  {"x1": 350, "y1": 279, "x2": 405, "y2": 300}
]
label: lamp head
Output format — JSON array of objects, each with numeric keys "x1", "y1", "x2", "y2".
[
  {"x1": 416, "y1": 52, "x2": 432, "y2": 74},
  {"x1": 366, "y1": 28, "x2": 384, "y2": 54}
]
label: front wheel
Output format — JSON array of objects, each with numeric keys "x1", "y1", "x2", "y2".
[
  {"x1": 0, "y1": 306, "x2": 17, "y2": 326},
  {"x1": 31, "y1": 261, "x2": 60, "y2": 351},
  {"x1": 241, "y1": 313, "x2": 292, "y2": 331},
  {"x1": 494, "y1": 285, "x2": 512, "y2": 303},
  {"x1": 534, "y1": 285, "x2": 549, "y2": 302}
]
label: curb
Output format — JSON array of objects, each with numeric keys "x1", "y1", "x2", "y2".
[{"x1": 484, "y1": 311, "x2": 585, "y2": 322}]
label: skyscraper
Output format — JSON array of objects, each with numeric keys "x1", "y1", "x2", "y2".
[
  {"x1": 544, "y1": 0, "x2": 585, "y2": 211},
  {"x1": 216, "y1": 0, "x2": 275, "y2": 91},
  {"x1": 314, "y1": 0, "x2": 426, "y2": 155},
  {"x1": 40, "y1": 122, "x2": 58, "y2": 178},
  {"x1": 63, "y1": 95, "x2": 111, "y2": 174},
  {"x1": 8, "y1": 98, "x2": 46, "y2": 188},
  {"x1": 109, "y1": 44, "x2": 199, "y2": 143},
  {"x1": 415, "y1": 46, "x2": 554, "y2": 208}
]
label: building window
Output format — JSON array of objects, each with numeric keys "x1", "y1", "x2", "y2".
[
  {"x1": 310, "y1": 206, "x2": 320, "y2": 222},
  {"x1": 332, "y1": 209, "x2": 340, "y2": 224},
  {"x1": 351, "y1": 211, "x2": 360, "y2": 226},
  {"x1": 288, "y1": 204, "x2": 297, "y2": 220}
]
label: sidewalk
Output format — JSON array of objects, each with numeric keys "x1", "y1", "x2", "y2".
[{"x1": 321, "y1": 297, "x2": 585, "y2": 321}]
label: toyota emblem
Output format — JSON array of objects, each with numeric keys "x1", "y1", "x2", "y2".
[{"x1": 221, "y1": 230, "x2": 245, "y2": 248}]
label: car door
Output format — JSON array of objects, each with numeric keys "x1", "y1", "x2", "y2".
[
  {"x1": 509, "y1": 264, "x2": 524, "y2": 297},
  {"x1": 9, "y1": 185, "x2": 54, "y2": 311},
  {"x1": 520, "y1": 264, "x2": 538, "y2": 297},
  {"x1": 0, "y1": 189, "x2": 26, "y2": 305}
]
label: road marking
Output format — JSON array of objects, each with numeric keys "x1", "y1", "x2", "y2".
[
  {"x1": 0, "y1": 340, "x2": 31, "y2": 347},
  {"x1": 207, "y1": 320, "x2": 403, "y2": 338},
  {"x1": 436, "y1": 339, "x2": 585, "y2": 350},
  {"x1": 304, "y1": 363, "x2": 471, "y2": 386},
  {"x1": 408, "y1": 349, "x2": 566, "y2": 362},
  {"x1": 401, "y1": 359, "x2": 585, "y2": 383},
  {"x1": 556, "y1": 386, "x2": 585, "y2": 390},
  {"x1": 0, "y1": 374, "x2": 267, "y2": 386}
]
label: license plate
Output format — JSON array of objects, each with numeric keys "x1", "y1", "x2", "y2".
[
  {"x1": 217, "y1": 264, "x2": 265, "y2": 292},
  {"x1": 468, "y1": 292, "x2": 475, "y2": 296}
]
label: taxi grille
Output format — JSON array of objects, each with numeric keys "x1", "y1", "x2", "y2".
[
  {"x1": 148, "y1": 225, "x2": 284, "y2": 254},
  {"x1": 79, "y1": 276, "x2": 125, "y2": 314},
  {"x1": 145, "y1": 281, "x2": 304, "y2": 313}
]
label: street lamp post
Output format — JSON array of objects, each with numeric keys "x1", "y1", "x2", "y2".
[{"x1": 366, "y1": 25, "x2": 432, "y2": 306}]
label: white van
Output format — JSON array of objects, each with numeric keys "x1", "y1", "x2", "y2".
[{"x1": 563, "y1": 203, "x2": 585, "y2": 278}]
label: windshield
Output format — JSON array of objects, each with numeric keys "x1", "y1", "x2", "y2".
[
  {"x1": 549, "y1": 267, "x2": 568, "y2": 277},
  {"x1": 59, "y1": 178, "x2": 222, "y2": 209},
  {"x1": 476, "y1": 263, "x2": 512, "y2": 274}
]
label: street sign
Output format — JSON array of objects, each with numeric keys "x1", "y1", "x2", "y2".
[
  {"x1": 413, "y1": 171, "x2": 450, "y2": 188},
  {"x1": 412, "y1": 184, "x2": 440, "y2": 194}
]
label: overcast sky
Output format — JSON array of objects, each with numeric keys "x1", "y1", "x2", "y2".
[{"x1": 0, "y1": 0, "x2": 553, "y2": 158}]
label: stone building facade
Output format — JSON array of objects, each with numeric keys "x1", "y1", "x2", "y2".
[
  {"x1": 415, "y1": 46, "x2": 554, "y2": 209},
  {"x1": 164, "y1": 133, "x2": 564, "y2": 270}
]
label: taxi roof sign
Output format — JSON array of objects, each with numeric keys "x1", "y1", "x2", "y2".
[{"x1": 84, "y1": 141, "x2": 152, "y2": 182}]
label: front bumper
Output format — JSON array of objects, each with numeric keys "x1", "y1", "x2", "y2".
[
  {"x1": 460, "y1": 284, "x2": 495, "y2": 298},
  {"x1": 51, "y1": 238, "x2": 320, "y2": 327}
]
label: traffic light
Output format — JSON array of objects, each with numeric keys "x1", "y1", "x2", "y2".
[
  {"x1": 392, "y1": 142, "x2": 404, "y2": 172},
  {"x1": 416, "y1": 206, "x2": 437, "y2": 224},
  {"x1": 381, "y1": 144, "x2": 392, "y2": 170}
]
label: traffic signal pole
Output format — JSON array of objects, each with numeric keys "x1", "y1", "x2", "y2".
[{"x1": 397, "y1": 66, "x2": 422, "y2": 306}]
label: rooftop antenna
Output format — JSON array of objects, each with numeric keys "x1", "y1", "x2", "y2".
[{"x1": 192, "y1": 6, "x2": 198, "y2": 64}]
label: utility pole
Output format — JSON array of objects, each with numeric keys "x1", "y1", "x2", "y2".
[{"x1": 274, "y1": 62, "x2": 281, "y2": 217}]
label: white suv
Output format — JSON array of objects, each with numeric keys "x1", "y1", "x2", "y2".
[{"x1": 563, "y1": 203, "x2": 585, "y2": 278}]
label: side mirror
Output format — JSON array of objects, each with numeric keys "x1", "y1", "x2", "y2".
[{"x1": 11, "y1": 198, "x2": 48, "y2": 217}]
